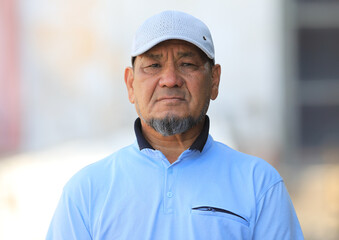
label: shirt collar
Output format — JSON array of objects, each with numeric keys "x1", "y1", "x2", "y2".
[{"x1": 134, "y1": 116, "x2": 210, "y2": 152}]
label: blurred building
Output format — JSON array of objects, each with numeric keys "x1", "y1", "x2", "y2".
[{"x1": 283, "y1": 0, "x2": 339, "y2": 238}]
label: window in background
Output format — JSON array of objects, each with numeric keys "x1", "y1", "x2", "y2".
[{"x1": 294, "y1": 0, "x2": 339, "y2": 157}]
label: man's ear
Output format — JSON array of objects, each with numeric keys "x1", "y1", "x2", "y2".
[
  {"x1": 124, "y1": 67, "x2": 135, "y2": 104},
  {"x1": 210, "y1": 64, "x2": 221, "y2": 100}
]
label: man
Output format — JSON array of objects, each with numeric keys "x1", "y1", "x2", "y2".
[{"x1": 47, "y1": 10, "x2": 303, "y2": 239}]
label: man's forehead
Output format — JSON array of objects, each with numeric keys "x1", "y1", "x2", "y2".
[{"x1": 141, "y1": 40, "x2": 203, "y2": 58}]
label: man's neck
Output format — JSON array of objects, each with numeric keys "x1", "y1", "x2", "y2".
[{"x1": 140, "y1": 119, "x2": 205, "y2": 164}]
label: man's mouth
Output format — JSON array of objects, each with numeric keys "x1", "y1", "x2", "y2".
[
  {"x1": 156, "y1": 96, "x2": 185, "y2": 104},
  {"x1": 158, "y1": 96, "x2": 184, "y2": 101}
]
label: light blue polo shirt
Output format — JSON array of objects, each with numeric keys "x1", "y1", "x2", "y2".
[{"x1": 47, "y1": 117, "x2": 303, "y2": 239}]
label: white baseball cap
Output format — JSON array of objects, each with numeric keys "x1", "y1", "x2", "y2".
[{"x1": 131, "y1": 10, "x2": 215, "y2": 61}]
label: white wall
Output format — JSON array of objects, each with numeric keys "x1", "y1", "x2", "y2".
[{"x1": 19, "y1": 0, "x2": 284, "y2": 161}]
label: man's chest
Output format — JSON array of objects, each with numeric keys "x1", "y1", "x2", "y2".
[{"x1": 90, "y1": 163, "x2": 255, "y2": 240}]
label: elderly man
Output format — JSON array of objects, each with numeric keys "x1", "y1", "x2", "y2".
[{"x1": 47, "y1": 10, "x2": 303, "y2": 239}]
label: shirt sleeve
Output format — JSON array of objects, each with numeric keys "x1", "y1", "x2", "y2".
[
  {"x1": 253, "y1": 181, "x2": 304, "y2": 240},
  {"x1": 46, "y1": 189, "x2": 92, "y2": 240}
]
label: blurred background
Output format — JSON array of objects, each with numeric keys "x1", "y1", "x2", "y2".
[{"x1": 0, "y1": 0, "x2": 338, "y2": 239}]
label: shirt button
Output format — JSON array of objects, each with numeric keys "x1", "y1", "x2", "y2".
[
  {"x1": 167, "y1": 192, "x2": 173, "y2": 198},
  {"x1": 166, "y1": 208, "x2": 173, "y2": 213}
]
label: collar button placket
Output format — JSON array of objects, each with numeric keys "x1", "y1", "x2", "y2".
[{"x1": 164, "y1": 165, "x2": 175, "y2": 214}]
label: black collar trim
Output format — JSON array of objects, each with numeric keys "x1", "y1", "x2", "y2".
[
  {"x1": 134, "y1": 118, "x2": 155, "y2": 150},
  {"x1": 134, "y1": 116, "x2": 210, "y2": 152},
  {"x1": 189, "y1": 116, "x2": 209, "y2": 152}
]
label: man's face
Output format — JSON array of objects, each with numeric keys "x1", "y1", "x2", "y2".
[{"x1": 125, "y1": 40, "x2": 220, "y2": 132}]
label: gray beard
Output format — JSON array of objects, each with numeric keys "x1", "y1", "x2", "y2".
[
  {"x1": 147, "y1": 116, "x2": 198, "y2": 136},
  {"x1": 145, "y1": 101, "x2": 209, "y2": 136}
]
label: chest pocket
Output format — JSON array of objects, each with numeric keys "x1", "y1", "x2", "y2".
[
  {"x1": 191, "y1": 206, "x2": 250, "y2": 227},
  {"x1": 190, "y1": 205, "x2": 251, "y2": 239}
]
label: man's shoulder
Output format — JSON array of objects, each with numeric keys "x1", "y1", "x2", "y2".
[
  {"x1": 63, "y1": 143, "x2": 138, "y2": 192},
  {"x1": 208, "y1": 137, "x2": 283, "y2": 189},
  {"x1": 209, "y1": 137, "x2": 271, "y2": 164}
]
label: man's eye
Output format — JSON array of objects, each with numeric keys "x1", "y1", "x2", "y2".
[
  {"x1": 148, "y1": 63, "x2": 161, "y2": 68},
  {"x1": 182, "y1": 62, "x2": 195, "y2": 67}
]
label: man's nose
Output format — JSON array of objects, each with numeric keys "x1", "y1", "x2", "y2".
[{"x1": 158, "y1": 64, "x2": 184, "y2": 88}]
